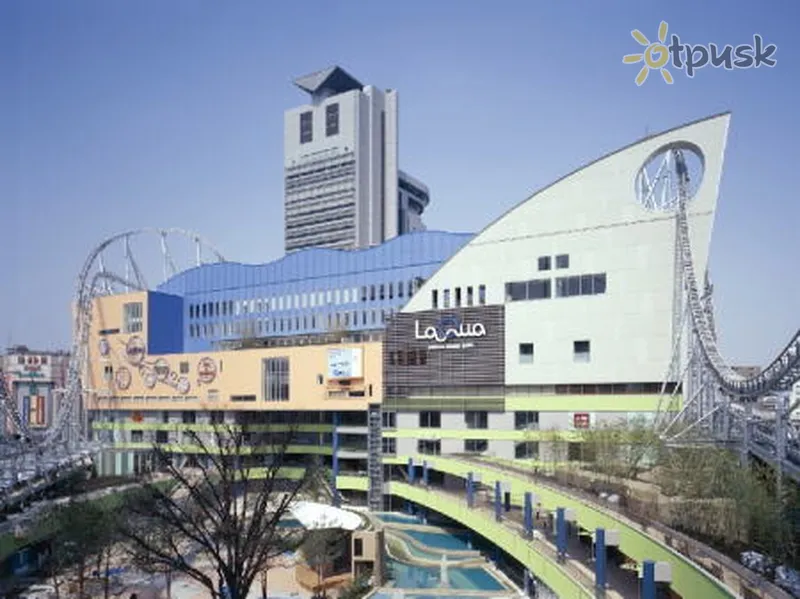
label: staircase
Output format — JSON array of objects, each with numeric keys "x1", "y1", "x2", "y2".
[{"x1": 367, "y1": 403, "x2": 383, "y2": 511}]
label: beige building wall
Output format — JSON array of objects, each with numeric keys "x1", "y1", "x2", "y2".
[{"x1": 87, "y1": 292, "x2": 383, "y2": 413}]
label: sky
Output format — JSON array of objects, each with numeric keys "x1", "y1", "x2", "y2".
[{"x1": 1, "y1": 0, "x2": 799, "y2": 366}]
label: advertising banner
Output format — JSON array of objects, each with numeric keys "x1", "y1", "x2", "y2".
[{"x1": 327, "y1": 348, "x2": 363, "y2": 379}]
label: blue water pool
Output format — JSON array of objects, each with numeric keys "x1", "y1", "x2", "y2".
[
  {"x1": 388, "y1": 559, "x2": 505, "y2": 591},
  {"x1": 277, "y1": 517, "x2": 302, "y2": 528},
  {"x1": 403, "y1": 530, "x2": 471, "y2": 551},
  {"x1": 375, "y1": 512, "x2": 420, "y2": 524}
]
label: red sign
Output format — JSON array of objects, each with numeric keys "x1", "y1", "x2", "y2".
[{"x1": 573, "y1": 413, "x2": 591, "y2": 429}]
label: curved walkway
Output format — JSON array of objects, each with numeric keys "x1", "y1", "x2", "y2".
[
  {"x1": 390, "y1": 481, "x2": 598, "y2": 598},
  {"x1": 398, "y1": 455, "x2": 738, "y2": 599}
]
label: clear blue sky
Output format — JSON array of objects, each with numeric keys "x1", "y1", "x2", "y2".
[{"x1": 2, "y1": 0, "x2": 798, "y2": 366}]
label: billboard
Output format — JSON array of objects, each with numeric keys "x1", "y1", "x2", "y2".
[
  {"x1": 8, "y1": 355, "x2": 53, "y2": 382},
  {"x1": 327, "y1": 348, "x2": 363, "y2": 380},
  {"x1": 384, "y1": 305, "x2": 505, "y2": 390}
]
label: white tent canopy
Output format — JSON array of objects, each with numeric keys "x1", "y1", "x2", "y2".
[{"x1": 289, "y1": 501, "x2": 362, "y2": 531}]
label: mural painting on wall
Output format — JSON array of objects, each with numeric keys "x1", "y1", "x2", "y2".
[
  {"x1": 115, "y1": 367, "x2": 132, "y2": 391},
  {"x1": 112, "y1": 336, "x2": 192, "y2": 395},
  {"x1": 197, "y1": 357, "x2": 217, "y2": 385}
]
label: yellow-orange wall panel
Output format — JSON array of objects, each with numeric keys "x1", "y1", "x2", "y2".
[{"x1": 87, "y1": 294, "x2": 382, "y2": 412}]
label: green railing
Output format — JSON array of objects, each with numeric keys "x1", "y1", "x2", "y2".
[{"x1": 397, "y1": 454, "x2": 735, "y2": 599}]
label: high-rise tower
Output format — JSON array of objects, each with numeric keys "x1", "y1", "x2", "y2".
[{"x1": 283, "y1": 66, "x2": 429, "y2": 252}]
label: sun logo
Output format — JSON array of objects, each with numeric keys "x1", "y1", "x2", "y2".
[{"x1": 623, "y1": 21, "x2": 674, "y2": 86}]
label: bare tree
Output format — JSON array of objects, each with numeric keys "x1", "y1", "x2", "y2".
[{"x1": 119, "y1": 425, "x2": 314, "y2": 599}]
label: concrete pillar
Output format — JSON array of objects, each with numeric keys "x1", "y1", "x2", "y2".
[
  {"x1": 407, "y1": 457, "x2": 415, "y2": 485},
  {"x1": 504, "y1": 490, "x2": 511, "y2": 512},
  {"x1": 422, "y1": 460, "x2": 429, "y2": 486},
  {"x1": 331, "y1": 412, "x2": 341, "y2": 507},
  {"x1": 595, "y1": 528, "x2": 607, "y2": 593},
  {"x1": 523, "y1": 492, "x2": 533, "y2": 539},
  {"x1": 556, "y1": 507, "x2": 567, "y2": 559},
  {"x1": 523, "y1": 569, "x2": 531, "y2": 596},
  {"x1": 467, "y1": 472, "x2": 475, "y2": 508},
  {"x1": 494, "y1": 481, "x2": 502, "y2": 522},
  {"x1": 641, "y1": 560, "x2": 656, "y2": 599}
]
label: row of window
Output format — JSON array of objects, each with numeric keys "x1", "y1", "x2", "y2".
[
  {"x1": 431, "y1": 284, "x2": 486, "y2": 310},
  {"x1": 12, "y1": 355, "x2": 51, "y2": 365},
  {"x1": 299, "y1": 103, "x2": 340, "y2": 144},
  {"x1": 189, "y1": 308, "x2": 396, "y2": 339},
  {"x1": 379, "y1": 410, "x2": 538, "y2": 432},
  {"x1": 518, "y1": 340, "x2": 591, "y2": 364},
  {"x1": 407, "y1": 440, "x2": 540, "y2": 457},
  {"x1": 188, "y1": 280, "x2": 423, "y2": 321},
  {"x1": 505, "y1": 273, "x2": 607, "y2": 302},
  {"x1": 538, "y1": 254, "x2": 569, "y2": 271}
]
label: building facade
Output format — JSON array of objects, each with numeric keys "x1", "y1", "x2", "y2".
[
  {"x1": 388, "y1": 113, "x2": 729, "y2": 463},
  {"x1": 87, "y1": 231, "x2": 471, "y2": 479},
  {"x1": 284, "y1": 66, "x2": 429, "y2": 252},
  {"x1": 87, "y1": 114, "x2": 730, "y2": 498},
  {"x1": 1, "y1": 346, "x2": 69, "y2": 437}
]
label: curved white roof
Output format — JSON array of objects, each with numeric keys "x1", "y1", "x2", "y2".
[{"x1": 290, "y1": 501, "x2": 362, "y2": 531}]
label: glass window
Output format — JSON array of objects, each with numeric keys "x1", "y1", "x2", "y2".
[
  {"x1": 465, "y1": 411, "x2": 488, "y2": 429},
  {"x1": 464, "y1": 439, "x2": 488, "y2": 453},
  {"x1": 514, "y1": 411, "x2": 539, "y2": 430},
  {"x1": 466, "y1": 286, "x2": 474, "y2": 306},
  {"x1": 431, "y1": 289, "x2": 438, "y2": 309},
  {"x1": 574, "y1": 340, "x2": 591, "y2": 363},
  {"x1": 538, "y1": 256, "x2": 551, "y2": 271},
  {"x1": 381, "y1": 411, "x2": 396, "y2": 428},
  {"x1": 419, "y1": 411, "x2": 441, "y2": 428},
  {"x1": 519, "y1": 343, "x2": 534, "y2": 364},
  {"x1": 417, "y1": 440, "x2": 441, "y2": 455},
  {"x1": 478, "y1": 285, "x2": 486, "y2": 305},
  {"x1": 454, "y1": 287, "x2": 461, "y2": 307},
  {"x1": 325, "y1": 103, "x2": 339, "y2": 137},
  {"x1": 264, "y1": 357, "x2": 290, "y2": 401},
  {"x1": 443, "y1": 289, "x2": 451, "y2": 308},
  {"x1": 594, "y1": 273, "x2": 607, "y2": 294},
  {"x1": 122, "y1": 302, "x2": 143, "y2": 333},
  {"x1": 556, "y1": 254, "x2": 570, "y2": 269},
  {"x1": 381, "y1": 438, "x2": 396, "y2": 455},
  {"x1": 515, "y1": 441, "x2": 539, "y2": 459},
  {"x1": 300, "y1": 111, "x2": 313, "y2": 144},
  {"x1": 505, "y1": 282, "x2": 527, "y2": 302}
]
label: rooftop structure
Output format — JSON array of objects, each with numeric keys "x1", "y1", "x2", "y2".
[{"x1": 284, "y1": 66, "x2": 431, "y2": 252}]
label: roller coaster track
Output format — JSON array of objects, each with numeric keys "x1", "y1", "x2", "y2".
[
  {"x1": 662, "y1": 148, "x2": 800, "y2": 482},
  {"x1": 0, "y1": 229, "x2": 225, "y2": 510}
]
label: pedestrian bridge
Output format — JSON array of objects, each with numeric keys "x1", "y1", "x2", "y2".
[{"x1": 336, "y1": 455, "x2": 792, "y2": 599}]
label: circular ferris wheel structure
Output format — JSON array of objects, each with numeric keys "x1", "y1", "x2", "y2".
[{"x1": 0, "y1": 229, "x2": 225, "y2": 486}]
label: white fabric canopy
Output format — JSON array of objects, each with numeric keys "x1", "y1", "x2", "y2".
[{"x1": 289, "y1": 501, "x2": 362, "y2": 531}]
